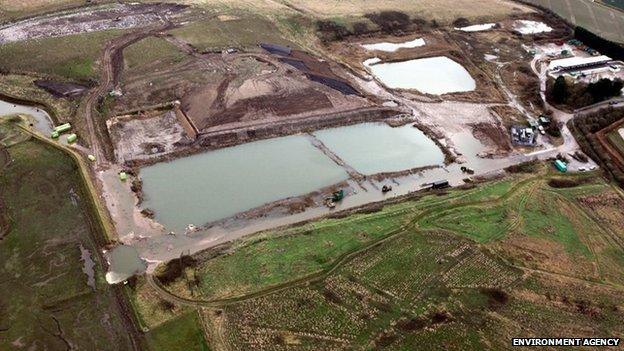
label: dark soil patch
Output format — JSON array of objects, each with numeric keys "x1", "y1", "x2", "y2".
[
  {"x1": 34, "y1": 80, "x2": 88, "y2": 98},
  {"x1": 201, "y1": 88, "x2": 332, "y2": 128},
  {"x1": 156, "y1": 255, "x2": 197, "y2": 285},
  {"x1": 505, "y1": 160, "x2": 539, "y2": 173},
  {"x1": 375, "y1": 330, "x2": 398, "y2": 348},
  {"x1": 547, "y1": 177, "x2": 591, "y2": 188},
  {"x1": 396, "y1": 317, "x2": 426, "y2": 332},
  {"x1": 430, "y1": 310, "x2": 452, "y2": 324},
  {"x1": 480, "y1": 288, "x2": 510, "y2": 308},
  {"x1": 322, "y1": 288, "x2": 342, "y2": 304}
]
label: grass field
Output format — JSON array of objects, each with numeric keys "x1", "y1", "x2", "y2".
[
  {"x1": 123, "y1": 37, "x2": 187, "y2": 74},
  {"x1": 526, "y1": 0, "x2": 624, "y2": 43},
  {"x1": 0, "y1": 29, "x2": 125, "y2": 81},
  {"x1": 148, "y1": 169, "x2": 624, "y2": 349},
  {"x1": 155, "y1": 184, "x2": 497, "y2": 301},
  {"x1": 143, "y1": 311, "x2": 209, "y2": 351},
  {"x1": 0, "y1": 0, "x2": 92, "y2": 22},
  {"x1": 0, "y1": 121, "x2": 133, "y2": 349},
  {"x1": 168, "y1": 15, "x2": 295, "y2": 52},
  {"x1": 280, "y1": 0, "x2": 533, "y2": 24}
]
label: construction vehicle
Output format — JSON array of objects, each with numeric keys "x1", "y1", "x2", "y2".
[
  {"x1": 331, "y1": 190, "x2": 344, "y2": 202},
  {"x1": 381, "y1": 184, "x2": 392, "y2": 193}
]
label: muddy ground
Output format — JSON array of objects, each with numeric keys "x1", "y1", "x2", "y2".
[
  {"x1": 107, "y1": 109, "x2": 192, "y2": 163},
  {"x1": 34, "y1": 79, "x2": 88, "y2": 98}
]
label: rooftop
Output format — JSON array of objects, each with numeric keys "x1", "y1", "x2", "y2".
[{"x1": 548, "y1": 55, "x2": 612, "y2": 71}]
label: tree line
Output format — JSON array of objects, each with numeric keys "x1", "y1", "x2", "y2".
[{"x1": 569, "y1": 107, "x2": 624, "y2": 186}]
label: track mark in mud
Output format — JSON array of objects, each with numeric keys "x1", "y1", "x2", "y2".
[
  {"x1": 81, "y1": 22, "x2": 176, "y2": 164},
  {"x1": 306, "y1": 133, "x2": 365, "y2": 182}
]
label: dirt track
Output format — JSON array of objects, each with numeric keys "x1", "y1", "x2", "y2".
[{"x1": 80, "y1": 23, "x2": 175, "y2": 165}]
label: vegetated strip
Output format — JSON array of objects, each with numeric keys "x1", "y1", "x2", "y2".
[
  {"x1": 13, "y1": 124, "x2": 144, "y2": 348},
  {"x1": 149, "y1": 176, "x2": 542, "y2": 306}
]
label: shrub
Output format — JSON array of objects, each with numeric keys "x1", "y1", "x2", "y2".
[{"x1": 365, "y1": 11, "x2": 411, "y2": 34}]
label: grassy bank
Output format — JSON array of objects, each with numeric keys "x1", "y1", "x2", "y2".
[
  {"x1": 0, "y1": 29, "x2": 125, "y2": 81},
  {"x1": 142, "y1": 168, "x2": 624, "y2": 349}
]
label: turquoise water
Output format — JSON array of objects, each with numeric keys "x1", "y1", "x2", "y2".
[
  {"x1": 140, "y1": 135, "x2": 349, "y2": 231},
  {"x1": 314, "y1": 123, "x2": 445, "y2": 175},
  {"x1": 367, "y1": 56, "x2": 476, "y2": 94}
]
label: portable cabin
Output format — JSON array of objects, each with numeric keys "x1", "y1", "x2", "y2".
[
  {"x1": 53, "y1": 123, "x2": 71, "y2": 133},
  {"x1": 66, "y1": 133, "x2": 77, "y2": 143},
  {"x1": 87, "y1": 154, "x2": 96, "y2": 162},
  {"x1": 119, "y1": 171, "x2": 128, "y2": 181},
  {"x1": 51, "y1": 131, "x2": 59, "y2": 139},
  {"x1": 554, "y1": 160, "x2": 567, "y2": 173}
]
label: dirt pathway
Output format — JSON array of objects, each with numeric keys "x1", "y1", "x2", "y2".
[{"x1": 80, "y1": 22, "x2": 175, "y2": 166}]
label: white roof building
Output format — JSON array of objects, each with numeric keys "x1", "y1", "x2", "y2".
[{"x1": 548, "y1": 55, "x2": 612, "y2": 71}]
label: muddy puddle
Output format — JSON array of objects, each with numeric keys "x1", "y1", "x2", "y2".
[
  {"x1": 313, "y1": 123, "x2": 444, "y2": 174},
  {"x1": 79, "y1": 244, "x2": 96, "y2": 289},
  {"x1": 0, "y1": 99, "x2": 53, "y2": 134},
  {"x1": 105, "y1": 245, "x2": 147, "y2": 284},
  {"x1": 365, "y1": 56, "x2": 476, "y2": 94}
]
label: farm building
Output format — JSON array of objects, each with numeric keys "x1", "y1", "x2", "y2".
[{"x1": 548, "y1": 55, "x2": 612, "y2": 72}]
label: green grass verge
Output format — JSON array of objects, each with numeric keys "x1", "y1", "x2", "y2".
[{"x1": 144, "y1": 311, "x2": 210, "y2": 351}]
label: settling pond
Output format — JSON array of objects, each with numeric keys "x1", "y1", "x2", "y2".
[
  {"x1": 365, "y1": 56, "x2": 476, "y2": 95},
  {"x1": 140, "y1": 123, "x2": 445, "y2": 232}
]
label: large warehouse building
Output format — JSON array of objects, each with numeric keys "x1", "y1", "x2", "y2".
[{"x1": 548, "y1": 55, "x2": 613, "y2": 72}]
